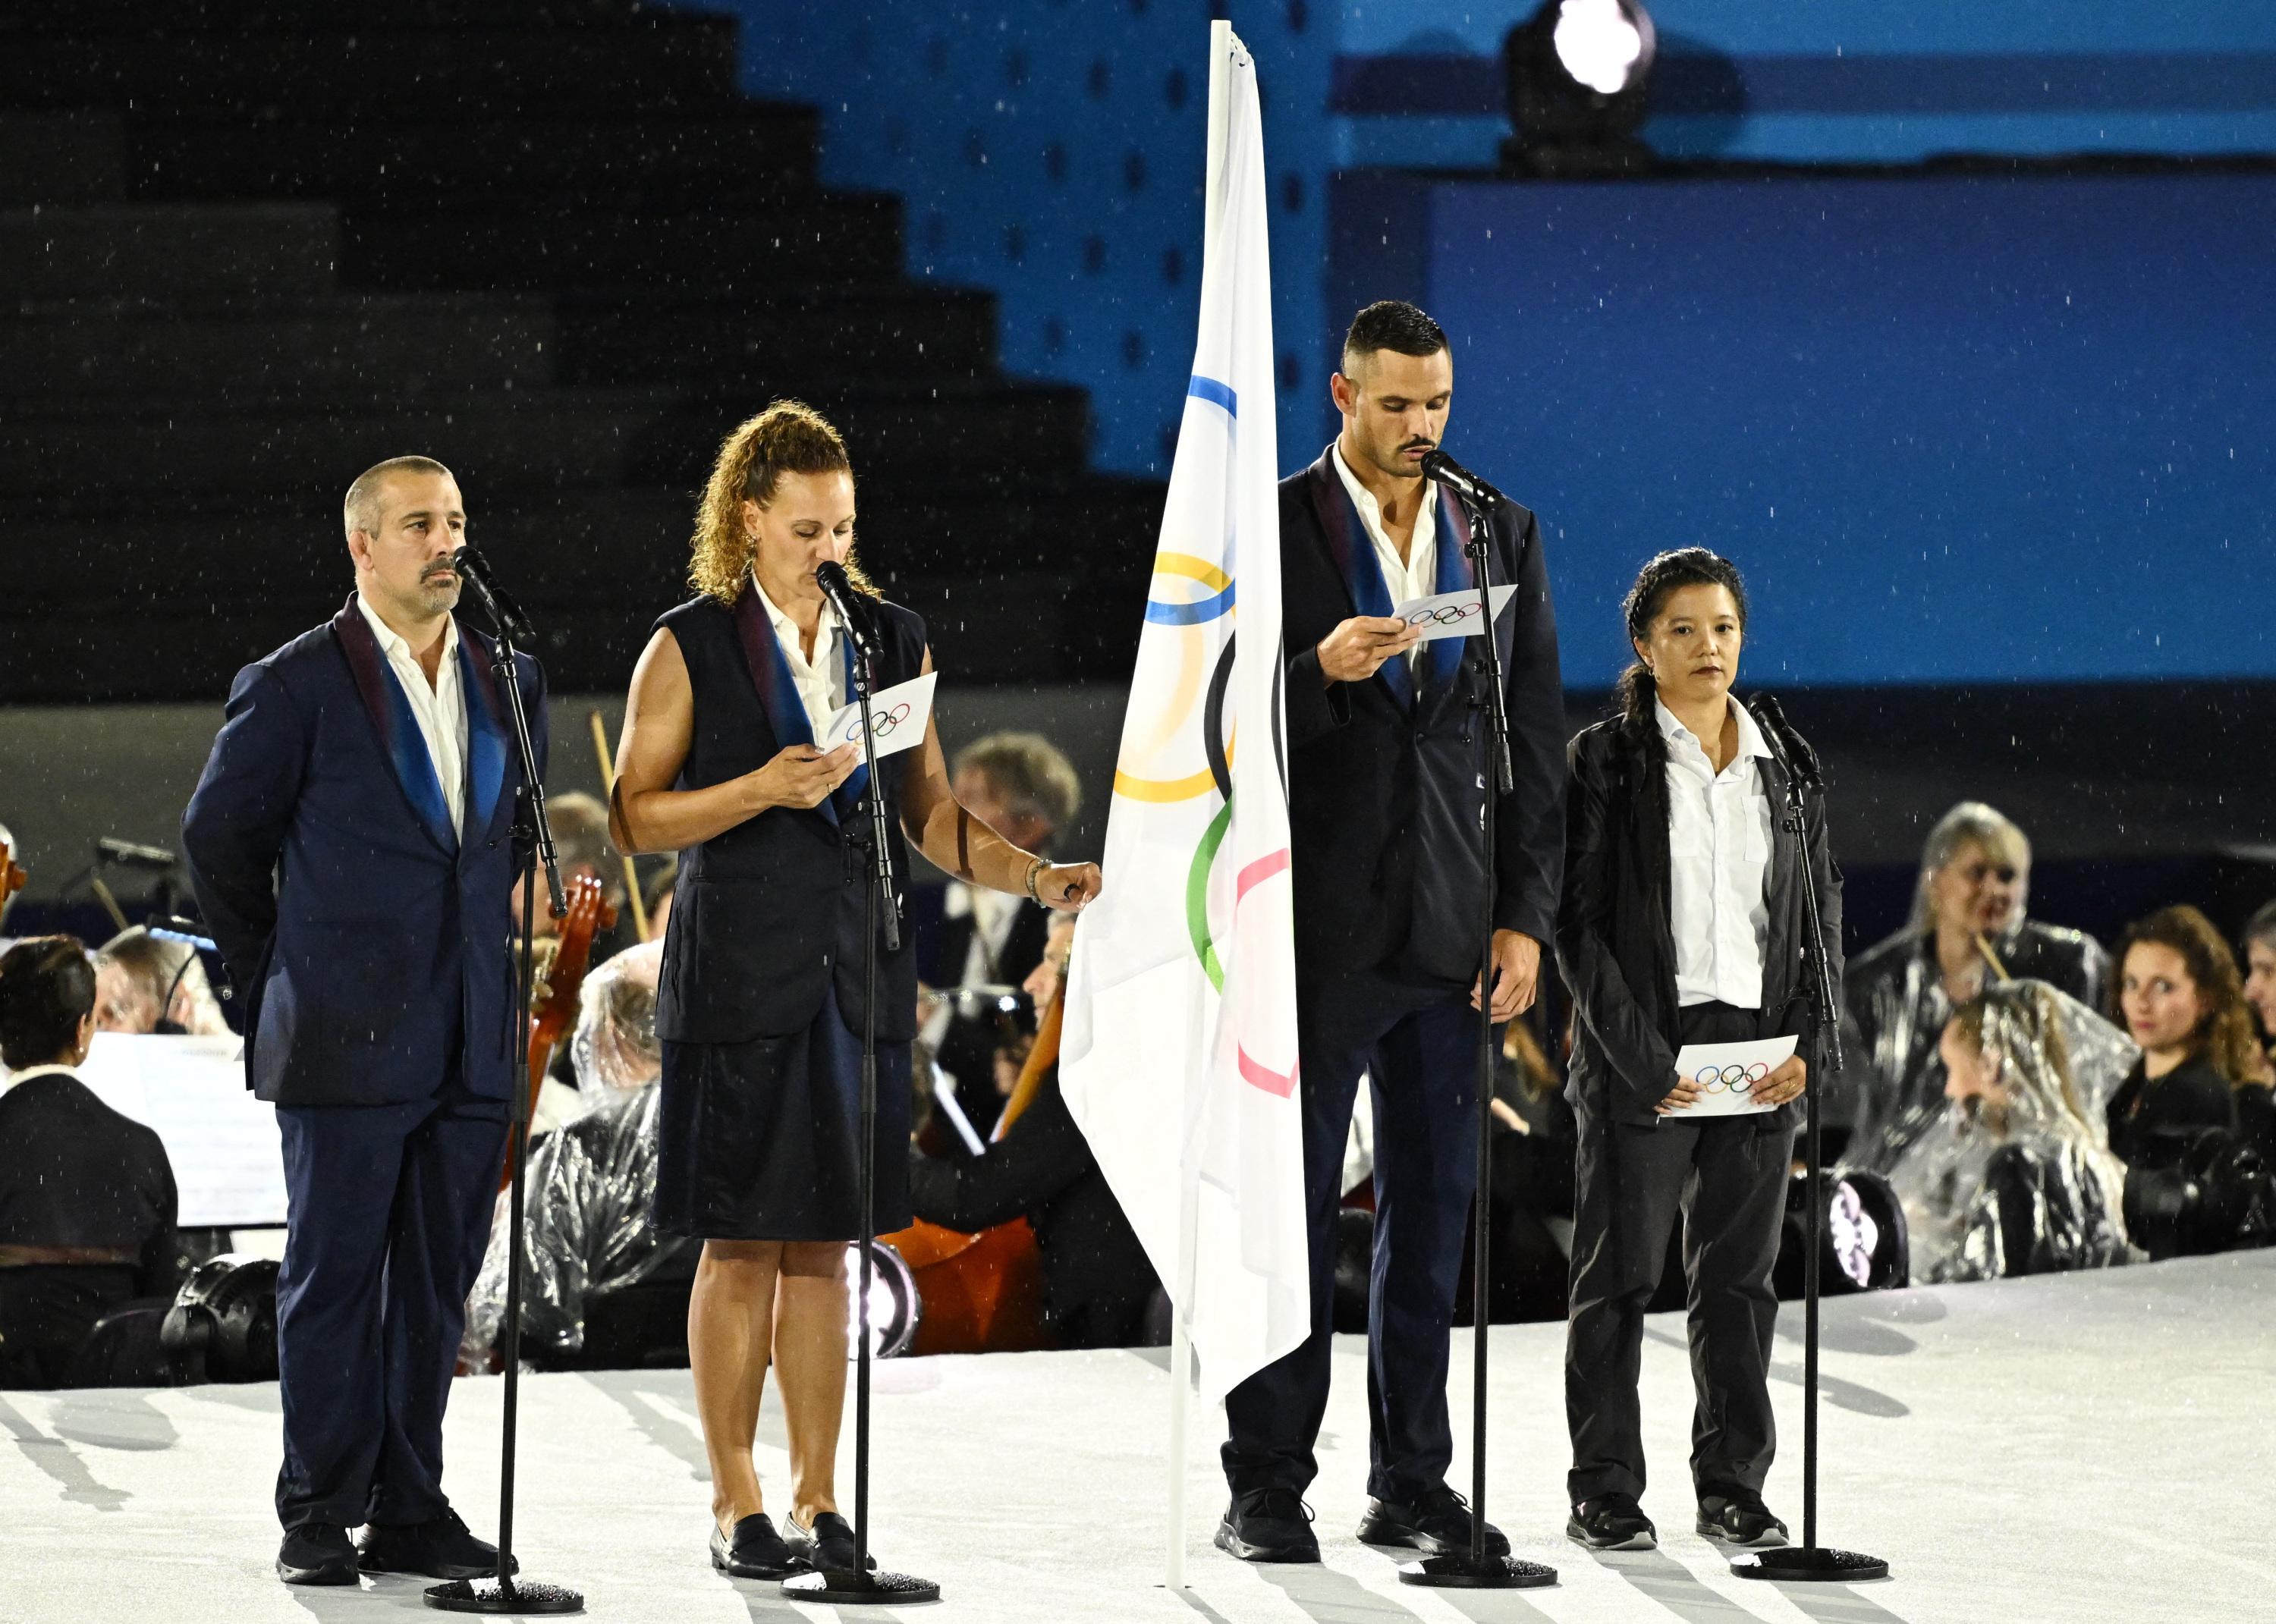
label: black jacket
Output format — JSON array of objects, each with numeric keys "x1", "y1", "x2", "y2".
[
  {"x1": 1556, "y1": 704, "x2": 1843, "y2": 1129},
  {"x1": 2105, "y1": 1056, "x2": 2237, "y2": 1171},
  {"x1": 1278, "y1": 449, "x2": 1565, "y2": 986}
]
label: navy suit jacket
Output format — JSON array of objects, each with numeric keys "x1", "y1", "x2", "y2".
[
  {"x1": 182, "y1": 595, "x2": 547, "y2": 1107},
  {"x1": 1278, "y1": 448, "x2": 1566, "y2": 991}
]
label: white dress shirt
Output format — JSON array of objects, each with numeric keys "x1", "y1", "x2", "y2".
[
  {"x1": 1, "y1": 1061, "x2": 77, "y2": 1095},
  {"x1": 357, "y1": 594, "x2": 467, "y2": 834},
  {"x1": 1658, "y1": 696, "x2": 1775, "y2": 1010},
  {"x1": 753, "y1": 575, "x2": 844, "y2": 741},
  {"x1": 1331, "y1": 442, "x2": 1436, "y2": 667}
]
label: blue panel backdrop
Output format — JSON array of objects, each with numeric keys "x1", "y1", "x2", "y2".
[{"x1": 1330, "y1": 170, "x2": 2275, "y2": 688}]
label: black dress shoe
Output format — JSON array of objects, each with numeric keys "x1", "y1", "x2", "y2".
[
  {"x1": 358, "y1": 1509, "x2": 517, "y2": 1581},
  {"x1": 786, "y1": 1512, "x2": 876, "y2": 1574},
  {"x1": 710, "y1": 1512, "x2": 805, "y2": 1579},
  {"x1": 1567, "y1": 1494, "x2": 1657, "y2": 1550},
  {"x1": 1696, "y1": 1487, "x2": 1790, "y2": 1548},
  {"x1": 277, "y1": 1522, "x2": 359, "y2": 1586},
  {"x1": 1213, "y1": 1487, "x2": 1320, "y2": 1564},
  {"x1": 1355, "y1": 1486, "x2": 1511, "y2": 1557}
]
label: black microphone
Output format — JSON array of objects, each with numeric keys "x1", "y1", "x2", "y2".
[
  {"x1": 96, "y1": 837, "x2": 178, "y2": 869},
  {"x1": 812, "y1": 561, "x2": 876, "y2": 657},
  {"x1": 1418, "y1": 448, "x2": 1507, "y2": 508},
  {"x1": 1746, "y1": 693, "x2": 1824, "y2": 795},
  {"x1": 450, "y1": 545, "x2": 534, "y2": 642}
]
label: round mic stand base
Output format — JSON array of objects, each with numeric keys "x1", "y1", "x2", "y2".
[
  {"x1": 1731, "y1": 1546, "x2": 1890, "y2": 1583},
  {"x1": 1398, "y1": 1553, "x2": 1559, "y2": 1590},
  {"x1": 423, "y1": 1578, "x2": 585, "y2": 1614},
  {"x1": 782, "y1": 1568, "x2": 942, "y2": 1606}
]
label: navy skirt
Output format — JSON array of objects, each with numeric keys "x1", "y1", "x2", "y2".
[{"x1": 652, "y1": 985, "x2": 912, "y2": 1242}]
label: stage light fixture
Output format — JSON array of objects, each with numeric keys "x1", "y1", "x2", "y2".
[
  {"x1": 1501, "y1": 0, "x2": 1657, "y2": 177},
  {"x1": 845, "y1": 1238, "x2": 920, "y2": 1359}
]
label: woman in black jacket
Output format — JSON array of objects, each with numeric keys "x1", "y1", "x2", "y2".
[{"x1": 1555, "y1": 548, "x2": 1840, "y2": 1554}]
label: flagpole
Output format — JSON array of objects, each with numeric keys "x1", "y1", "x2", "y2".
[{"x1": 1162, "y1": 19, "x2": 1231, "y2": 1597}]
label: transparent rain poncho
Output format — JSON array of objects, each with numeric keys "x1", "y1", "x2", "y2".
[
  {"x1": 463, "y1": 941, "x2": 694, "y2": 1362},
  {"x1": 1888, "y1": 979, "x2": 2140, "y2": 1284}
]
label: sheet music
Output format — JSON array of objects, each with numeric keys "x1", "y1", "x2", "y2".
[{"x1": 75, "y1": 1033, "x2": 288, "y2": 1227}]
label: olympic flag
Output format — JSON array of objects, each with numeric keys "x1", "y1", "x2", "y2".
[{"x1": 1058, "y1": 19, "x2": 1307, "y2": 1546}]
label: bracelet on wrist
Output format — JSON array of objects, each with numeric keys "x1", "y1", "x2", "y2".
[{"x1": 1024, "y1": 856, "x2": 1048, "y2": 904}]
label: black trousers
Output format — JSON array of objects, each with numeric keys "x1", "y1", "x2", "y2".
[
  {"x1": 1223, "y1": 970, "x2": 1482, "y2": 1506},
  {"x1": 1565, "y1": 1001, "x2": 1793, "y2": 1506},
  {"x1": 273, "y1": 1073, "x2": 507, "y2": 1531}
]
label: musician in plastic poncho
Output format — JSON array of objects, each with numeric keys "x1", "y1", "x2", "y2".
[
  {"x1": 1891, "y1": 978, "x2": 2139, "y2": 1283},
  {"x1": 461, "y1": 941, "x2": 693, "y2": 1367}
]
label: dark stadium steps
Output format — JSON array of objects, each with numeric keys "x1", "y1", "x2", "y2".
[
  {"x1": 0, "y1": 20, "x2": 741, "y2": 116},
  {"x1": 0, "y1": 294, "x2": 557, "y2": 404},
  {"x1": 128, "y1": 109, "x2": 821, "y2": 209},
  {"x1": 0, "y1": 203, "x2": 341, "y2": 299},
  {"x1": 0, "y1": 113, "x2": 127, "y2": 206},
  {"x1": 338, "y1": 196, "x2": 908, "y2": 294},
  {"x1": 550, "y1": 287, "x2": 1001, "y2": 387}
]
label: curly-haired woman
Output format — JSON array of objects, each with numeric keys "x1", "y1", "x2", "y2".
[
  {"x1": 608, "y1": 401, "x2": 1101, "y2": 1578},
  {"x1": 2105, "y1": 904, "x2": 2254, "y2": 1173}
]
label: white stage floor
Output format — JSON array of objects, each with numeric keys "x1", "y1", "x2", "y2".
[{"x1": 4, "y1": 1251, "x2": 2271, "y2": 1624}]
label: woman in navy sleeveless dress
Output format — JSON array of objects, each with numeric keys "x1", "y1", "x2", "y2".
[{"x1": 608, "y1": 401, "x2": 1101, "y2": 1578}]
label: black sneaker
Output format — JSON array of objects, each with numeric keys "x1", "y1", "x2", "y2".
[
  {"x1": 1566, "y1": 1494, "x2": 1656, "y2": 1550},
  {"x1": 786, "y1": 1511, "x2": 877, "y2": 1575},
  {"x1": 1213, "y1": 1487, "x2": 1320, "y2": 1563},
  {"x1": 1354, "y1": 1486, "x2": 1511, "y2": 1557},
  {"x1": 711, "y1": 1512, "x2": 805, "y2": 1579},
  {"x1": 357, "y1": 1509, "x2": 515, "y2": 1581},
  {"x1": 1696, "y1": 1487, "x2": 1790, "y2": 1548},
  {"x1": 277, "y1": 1522, "x2": 358, "y2": 1586}
]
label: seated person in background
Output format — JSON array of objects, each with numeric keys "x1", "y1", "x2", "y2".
[
  {"x1": 517, "y1": 791, "x2": 640, "y2": 965},
  {"x1": 908, "y1": 916, "x2": 1161, "y2": 1349},
  {"x1": 0, "y1": 936, "x2": 180, "y2": 1387},
  {"x1": 2105, "y1": 906, "x2": 2255, "y2": 1172},
  {"x1": 462, "y1": 939, "x2": 695, "y2": 1367},
  {"x1": 1845, "y1": 802, "x2": 2109, "y2": 1175},
  {"x1": 2237, "y1": 902, "x2": 2276, "y2": 1158},
  {"x1": 920, "y1": 732, "x2": 1083, "y2": 1141},
  {"x1": 93, "y1": 925, "x2": 231, "y2": 1035},
  {"x1": 1891, "y1": 981, "x2": 2136, "y2": 1283}
]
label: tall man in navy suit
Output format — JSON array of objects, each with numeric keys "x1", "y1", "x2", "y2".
[
  {"x1": 184, "y1": 457, "x2": 545, "y2": 1587},
  {"x1": 1216, "y1": 302, "x2": 1567, "y2": 1563}
]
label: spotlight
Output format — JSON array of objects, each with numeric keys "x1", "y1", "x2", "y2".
[
  {"x1": 1501, "y1": 0, "x2": 1658, "y2": 177},
  {"x1": 844, "y1": 1238, "x2": 921, "y2": 1359},
  {"x1": 1777, "y1": 1170, "x2": 1909, "y2": 1297}
]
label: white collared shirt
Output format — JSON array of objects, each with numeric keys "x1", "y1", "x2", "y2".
[
  {"x1": 1331, "y1": 441, "x2": 1437, "y2": 667},
  {"x1": 357, "y1": 594, "x2": 467, "y2": 834},
  {"x1": 1658, "y1": 696, "x2": 1775, "y2": 1010},
  {"x1": 2, "y1": 1062, "x2": 77, "y2": 1095},
  {"x1": 753, "y1": 576, "x2": 844, "y2": 742}
]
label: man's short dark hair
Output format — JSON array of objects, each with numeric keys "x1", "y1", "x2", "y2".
[{"x1": 1341, "y1": 300, "x2": 1448, "y2": 375}]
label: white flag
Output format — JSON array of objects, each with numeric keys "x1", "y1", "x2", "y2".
[{"x1": 1060, "y1": 26, "x2": 1306, "y2": 1406}]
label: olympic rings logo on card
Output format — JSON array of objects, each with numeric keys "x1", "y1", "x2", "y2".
[
  {"x1": 835, "y1": 702, "x2": 913, "y2": 746},
  {"x1": 1694, "y1": 1063, "x2": 1772, "y2": 1095},
  {"x1": 1404, "y1": 601, "x2": 1482, "y2": 627}
]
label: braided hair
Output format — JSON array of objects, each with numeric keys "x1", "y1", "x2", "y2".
[
  {"x1": 688, "y1": 399, "x2": 876, "y2": 604},
  {"x1": 1613, "y1": 547, "x2": 1751, "y2": 731}
]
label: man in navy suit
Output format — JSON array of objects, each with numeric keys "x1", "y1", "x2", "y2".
[
  {"x1": 183, "y1": 457, "x2": 545, "y2": 1587},
  {"x1": 1216, "y1": 302, "x2": 1567, "y2": 1563}
]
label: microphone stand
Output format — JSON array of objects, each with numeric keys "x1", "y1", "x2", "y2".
[
  {"x1": 1731, "y1": 702, "x2": 1888, "y2": 1585},
  {"x1": 1400, "y1": 482, "x2": 1555, "y2": 1592},
  {"x1": 427, "y1": 589, "x2": 581, "y2": 1616},
  {"x1": 782, "y1": 628, "x2": 940, "y2": 1607}
]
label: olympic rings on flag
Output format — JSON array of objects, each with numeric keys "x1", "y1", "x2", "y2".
[{"x1": 1693, "y1": 1063, "x2": 1774, "y2": 1095}]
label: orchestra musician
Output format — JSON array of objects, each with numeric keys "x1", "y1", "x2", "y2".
[
  {"x1": 181, "y1": 457, "x2": 545, "y2": 1587},
  {"x1": 607, "y1": 401, "x2": 1099, "y2": 1579}
]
